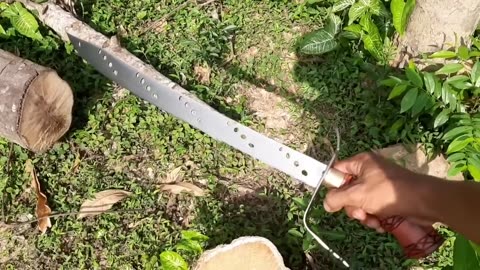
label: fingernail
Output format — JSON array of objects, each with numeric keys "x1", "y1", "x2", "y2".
[
  {"x1": 352, "y1": 211, "x2": 363, "y2": 220},
  {"x1": 323, "y1": 202, "x2": 332, "y2": 212}
]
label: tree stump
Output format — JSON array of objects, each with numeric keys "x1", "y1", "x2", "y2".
[{"x1": 0, "y1": 49, "x2": 73, "y2": 153}]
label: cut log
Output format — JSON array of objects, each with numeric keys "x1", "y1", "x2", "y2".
[
  {"x1": 393, "y1": 0, "x2": 480, "y2": 68},
  {"x1": 0, "y1": 49, "x2": 73, "y2": 153}
]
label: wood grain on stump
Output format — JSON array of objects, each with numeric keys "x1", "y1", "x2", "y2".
[{"x1": 0, "y1": 49, "x2": 73, "y2": 153}]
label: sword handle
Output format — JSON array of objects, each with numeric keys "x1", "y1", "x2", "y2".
[{"x1": 324, "y1": 168, "x2": 444, "y2": 259}]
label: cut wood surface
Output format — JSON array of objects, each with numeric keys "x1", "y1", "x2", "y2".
[{"x1": 0, "y1": 49, "x2": 73, "y2": 153}]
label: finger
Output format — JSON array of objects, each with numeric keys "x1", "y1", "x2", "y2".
[
  {"x1": 345, "y1": 206, "x2": 367, "y2": 221},
  {"x1": 360, "y1": 216, "x2": 385, "y2": 233},
  {"x1": 324, "y1": 187, "x2": 359, "y2": 213},
  {"x1": 333, "y1": 153, "x2": 372, "y2": 175}
]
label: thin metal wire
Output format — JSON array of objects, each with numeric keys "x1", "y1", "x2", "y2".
[{"x1": 302, "y1": 127, "x2": 350, "y2": 268}]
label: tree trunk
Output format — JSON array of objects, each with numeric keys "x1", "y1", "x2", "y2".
[
  {"x1": 0, "y1": 49, "x2": 73, "y2": 153},
  {"x1": 394, "y1": 0, "x2": 480, "y2": 68}
]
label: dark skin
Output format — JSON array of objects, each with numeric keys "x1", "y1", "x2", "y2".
[{"x1": 323, "y1": 152, "x2": 480, "y2": 244}]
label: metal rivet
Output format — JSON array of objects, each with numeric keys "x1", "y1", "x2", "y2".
[
  {"x1": 153, "y1": 94, "x2": 158, "y2": 99},
  {"x1": 113, "y1": 70, "x2": 118, "y2": 76},
  {"x1": 141, "y1": 78, "x2": 145, "y2": 84},
  {"x1": 146, "y1": 86, "x2": 151, "y2": 91},
  {"x1": 294, "y1": 161, "x2": 299, "y2": 167},
  {"x1": 108, "y1": 62, "x2": 112, "y2": 68},
  {"x1": 240, "y1": 134, "x2": 246, "y2": 139}
]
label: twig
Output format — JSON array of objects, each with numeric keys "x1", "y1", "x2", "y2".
[
  {"x1": 2, "y1": 208, "x2": 156, "y2": 229},
  {"x1": 198, "y1": 0, "x2": 216, "y2": 7},
  {"x1": 2, "y1": 143, "x2": 14, "y2": 223}
]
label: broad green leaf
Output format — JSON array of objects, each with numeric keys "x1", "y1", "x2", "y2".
[
  {"x1": 292, "y1": 197, "x2": 308, "y2": 209},
  {"x1": 181, "y1": 230, "x2": 209, "y2": 242},
  {"x1": 348, "y1": 1, "x2": 368, "y2": 24},
  {"x1": 338, "y1": 31, "x2": 360, "y2": 39},
  {"x1": 471, "y1": 62, "x2": 480, "y2": 86},
  {"x1": 0, "y1": 24, "x2": 6, "y2": 36},
  {"x1": 298, "y1": 29, "x2": 337, "y2": 55},
  {"x1": 137, "y1": 11, "x2": 147, "y2": 20},
  {"x1": 332, "y1": 0, "x2": 355, "y2": 12},
  {"x1": 344, "y1": 24, "x2": 363, "y2": 37},
  {"x1": 160, "y1": 251, "x2": 188, "y2": 270},
  {"x1": 434, "y1": 108, "x2": 450, "y2": 128},
  {"x1": 175, "y1": 239, "x2": 203, "y2": 253},
  {"x1": 390, "y1": 0, "x2": 405, "y2": 34},
  {"x1": 377, "y1": 2, "x2": 389, "y2": 17},
  {"x1": 362, "y1": 34, "x2": 382, "y2": 60},
  {"x1": 424, "y1": 72, "x2": 435, "y2": 94},
  {"x1": 380, "y1": 76, "x2": 401, "y2": 87},
  {"x1": 1, "y1": 3, "x2": 21, "y2": 19},
  {"x1": 411, "y1": 92, "x2": 428, "y2": 116},
  {"x1": 360, "y1": 15, "x2": 382, "y2": 60},
  {"x1": 429, "y1": 50, "x2": 457, "y2": 59},
  {"x1": 10, "y1": 5, "x2": 42, "y2": 40},
  {"x1": 447, "y1": 75, "x2": 471, "y2": 89},
  {"x1": 435, "y1": 63, "x2": 464, "y2": 75},
  {"x1": 434, "y1": 75, "x2": 442, "y2": 98},
  {"x1": 447, "y1": 152, "x2": 466, "y2": 162},
  {"x1": 288, "y1": 228, "x2": 304, "y2": 238},
  {"x1": 401, "y1": 0, "x2": 415, "y2": 34},
  {"x1": 457, "y1": 46, "x2": 470, "y2": 61},
  {"x1": 400, "y1": 88, "x2": 418, "y2": 113},
  {"x1": 468, "y1": 164, "x2": 480, "y2": 181},
  {"x1": 325, "y1": 14, "x2": 342, "y2": 35},
  {"x1": 453, "y1": 234, "x2": 480, "y2": 270},
  {"x1": 443, "y1": 126, "x2": 473, "y2": 141},
  {"x1": 0, "y1": 2, "x2": 8, "y2": 11},
  {"x1": 367, "y1": 0, "x2": 382, "y2": 15},
  {"x1": 447, "y1": 161, "x2": 466, "y2": 177},
  {"x1": 470, "y1": 51, "x2": 480, "y2": 57},
  {"x1": 388, "y1": 84, "x2": 408, "y2": 99},
  {"x1": 405, "y1": 67, "x2": 423, "y2": 87},
  {"x1": 447, "y1": 135, "x2": 474, "y2": 154},
  {"x1": 389, "y1": 118, "x2": 405, "y2": 135}
]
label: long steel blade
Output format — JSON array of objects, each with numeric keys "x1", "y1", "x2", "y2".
[{"x1": 68, "y1": 34, "x2": 328, "y2": 188}]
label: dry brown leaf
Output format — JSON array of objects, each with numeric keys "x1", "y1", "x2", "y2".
[
  {"x1": 77, "y1": 190, "x2": 132, "y2": 219},
  {"x1": 160, "y1": 182, "x2": 205, "y2": 197},
  {"x1": 26, "y1": 160, "x2": 51, "y2": 235},
  {"x1": 161, "y1": 166, "x2": 184, "y2": 184},
  {"x1": 194, "y1": 64, "x2": 211, "y2": 84}
]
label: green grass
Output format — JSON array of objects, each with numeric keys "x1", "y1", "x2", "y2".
[{"x1": 0, "y1": 0, "x2": 454, "y2": 269}]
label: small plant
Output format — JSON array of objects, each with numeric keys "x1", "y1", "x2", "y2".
[
  {"x1": 0, "y1": 2, "x2": 43, "y2": 40},
  {"x1": 297, "y1": 0, "x2": 414, "y2": 63},
  {"x1": 381, "y1": 44, "x2": 480, "y2": 180}
]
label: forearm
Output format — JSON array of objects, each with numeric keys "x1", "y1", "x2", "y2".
[{"x1": 415, "y1": 175, "x2": 480, "y2": 243}]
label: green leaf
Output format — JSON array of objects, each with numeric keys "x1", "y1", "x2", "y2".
[
  {"x1": 160, "y1": 251, "x2": 188, "y2": 270},
  {"x1": 447, "y1": 135, "x2": 474, "y2": 154},
  {"x1": 292, "y1": 197, "x2": 308, "y2": 209},
  {"x1": 447, "y1": 152, "x2": 466, "y2": 162},
  {"x1": 470, "y1": 51, "x2": 480, "y2": 57},
  {"x1": 411, "y1": 92, "x2": 428, "y2": 116},
  {"x1": 434, "y1": 108, "x2": 451, "y2": 128},
  {"x1": 401, "y1": 0, "x2": 415, "y2": 34},
  {"x1": 288, "y1": 228, "x2": 304, "y2": 238},
  {"x1": 9, "y1": 4, "x2": 42, "y2": 40},
  {"x1": 175, "y1": 239, "x2": 203, "y2": 253},
  {"x1": 453, "y1": 234, "x2": 480, "y2": 270},
  {"x1": 457, "y1": 46, "x2": 470, "y2": 61},
  {"x1": 388, "y1": 84, "x2": 408, "y2": 99},
  {"x1": 325, "y1": 14, "x2": 342, "y2": 35},
  {"x1": 443, "y1": 126, "x2": 473, "y2": 141},
  {"x1": 344, "y1": 24, "x2": 363, "y2": 37},
  {"x1": 435, "y1": 63, "x2": 464, "y2": 75},
  {"x1": 380, "y1": 76, "x2": 402, "y2": 87},
  {"x1": 137, "y1": 11, "x2": 147, "y2": 20},
  {"x1": 429, "y1": 50, "x2": 457, "y2": 59},
  {"x1": 0, "y1": 24, "x2": 6, "y2": 36},
  {"x1": 424, "y1": 72, "x2": 435, "y2": 94},
  {"x1": 298, "y1": 29, "x2": 337, "y2": 55},
  {"x1": 448, "y1": 161, "x2": 467, "y2": 177},
  {"x1": 471, "y1": 62, "x2": 480, "y2": 86},
  {"x1": 400, "y1": 88, "x2": 418, "y2": 113},
  {"x1": 390, "y1": 0, "x2": 405, "y2": 34},
  {"x1": 468, "y1": 165, "x2": 480, "y2": 181},
  {"x1": 348, "y1": 1, "x2": 368, "y2": 24},
  {"x1": 360, "y1": 15, "x2": 382, "y2": 60},
  {"x1": 181, "y1": 230, "x2": 209, "y2": 242},
  {"x1": 389, "y1": 118, "x2": 405, "y2": 135},
  {"x1": 434, "y1": 75, "x2": 442, "y2": 98},
  {"x1": 332, "y1": 0, "x2": 355, "y2": 12},
  {"x1": 405, "y1": 67, "x2": 423, "y2": 87},
  {"x1": 1, "y1": 3, "x2": 20, "y2": 19},
  {"x1": 367, "y1": 0, "x2": 382, "y2": 15}
]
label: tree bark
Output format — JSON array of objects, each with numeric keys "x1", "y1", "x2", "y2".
[
  {"x1": 393, "y1": 0, "x2": 480, "y2": 68},
  {"x1": 0, "y1": 49, "x2": 73, "y2": 153}
]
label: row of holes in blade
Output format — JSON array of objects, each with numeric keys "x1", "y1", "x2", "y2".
[{"x1": 88, "y1": 42, "x2": 308, "y2": 177}]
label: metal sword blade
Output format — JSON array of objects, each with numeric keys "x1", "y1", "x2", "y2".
[{"x1": 68, "y1": 33, "x2": 328, "y2": 188}]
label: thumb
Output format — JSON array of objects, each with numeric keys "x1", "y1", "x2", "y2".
[
  {"x1": 323, "y1": 186, "x2": 358, "y2": 213},
  {"x1": 333, "y1": 152, "x2": 372, "y2": 175}
]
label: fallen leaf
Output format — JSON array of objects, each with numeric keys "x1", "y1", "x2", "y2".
[
  {"x1": 161, "y1": 166, "x2": 184, "y2": 184},
  {"x1": 26, "y1": 160, "x2": 51, "y2": 235},
  {"x1": 160, "y1": 182, "x2": 205, "y2": 197},
  {"x1": 194, "y1": 64, "x2": 211, "y2": 84},
  {"x1": 77, "y1": 190, "x2": 132, "y2": 219}
]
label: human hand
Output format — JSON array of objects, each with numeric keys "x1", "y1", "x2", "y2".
[{"x1": 323, "y1": 152, "x2": 432, "y2": 233}]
